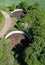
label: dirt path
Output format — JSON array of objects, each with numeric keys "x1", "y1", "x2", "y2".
[{"x1": 0, "y1": 10, "x2": 12, "y2": 38}]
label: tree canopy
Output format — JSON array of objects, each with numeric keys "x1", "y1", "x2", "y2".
[
  {"x1": 0, "y1": 1, "x2": 45, "y2": 65},
  {"x1": 15, "y1": 2, "x2": 45, "y2": 65}
]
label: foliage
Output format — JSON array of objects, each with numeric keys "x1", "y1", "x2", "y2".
[
  {"x1": 0, "y1": 1, "x2": 45, "y2": 65},
  {"x1": 15, "y1": 2, "x2": 42, "y2": 34},
  {"x1": 15, "y1": 2, "x2": 45, "y2": 65},
  {"x1": 0, "y1": 11, "x2": 4, "y2": 31},
  {"x1": 23, "y1": 2, "x2": 45, "y2": 65},
  {"x1": 16, "y1": 1, "x2": 28, "y2": 11},
  {"x1": 0, "y1": 38, "x2": 19, "y2": 65},
  {"x1": 8, "y1": 4, "x2": 16, "y2": 11},
  {"x1": 0, "y1": 11, "x2": 4, "y2": 22}
]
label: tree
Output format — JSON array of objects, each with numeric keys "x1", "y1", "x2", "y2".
[
  {"x1": 0, "y1": 38, "x2": 19, "y2": 65},
  {"x1": 15, "y1": 2, "x2": 45, "y2": 65},
  {"x1": 28, "y1": 2, "x2": 40, "y2": 10},
  {"x1": 8, "y1": 4, "x2": 16, "y2": 11},
  {"x1": 23, "y1": 2, "x2": 45, "y2": 65},
  {"x1": 16, "y1": 1, "x2": 28, "y2": 11}
]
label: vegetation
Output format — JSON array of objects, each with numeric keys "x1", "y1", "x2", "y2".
[
  {"x1": 16, "y1": 1, "x2": 28, "y2": 11},
  {"x1": 0, "y1": 0, "x2": 45, "y2": 8},
  {"x1": 0, "y1": 11, "x2": 4, "y2": 21},
  {"x1": 0, "y1": 38, "x2": 19, "y2": 65},
  {"x1": 0, "y1": 1, "x2": 45, "y2": 65},
  {"x1": 14, "y1": 2, "x2": 45, "y2": 65},
  {"x1": 8, "y1": 4, "x2": 16, "y2": 11},
  {"x1": 0, "y1": 11, "x2": 4, "y2": 31},
  {"x1": 0, "y1": 0, "x2": 4, "y2": 2}
]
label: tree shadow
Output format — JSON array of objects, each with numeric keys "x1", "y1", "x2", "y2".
[{"x1": 12, "y1": 36, "x2": 30, "y2": 65}]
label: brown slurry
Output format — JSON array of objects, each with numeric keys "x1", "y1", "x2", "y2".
[
  {"x1": 7, "y1": 33, "x2": 29, "y2": 46},
  {"x1": 12, "y1": 11, "x2": 24, "y2": 18}
]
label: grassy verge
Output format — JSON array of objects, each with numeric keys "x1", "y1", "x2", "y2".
[{"x1": 0, "y1": 11, "x2": 4, "y2": 31}]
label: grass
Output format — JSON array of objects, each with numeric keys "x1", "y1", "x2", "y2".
[
  {"x1": 0, "y1": 11, "x2": 3, "y2": 21},
  {"x1": 42, "y1": 8, "x2": 45, "y2": 18},
  {"x1": 0, "y1": 0, "x2": 45, "y2": 8},
  {"x1": 0, "y1": 11, "x2": 4, "y2": 31},
  {"x1": 0, "y1": 6, "x2": 10, "y2": 14}
]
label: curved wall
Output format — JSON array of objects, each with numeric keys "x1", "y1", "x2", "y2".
[{"x1": 5, "y1": 31, "x2": 30, "y2": 39}]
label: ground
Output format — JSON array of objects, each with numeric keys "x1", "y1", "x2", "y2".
[{"x1": 0, "y1": 11, "x2": 13, "y2": 38}]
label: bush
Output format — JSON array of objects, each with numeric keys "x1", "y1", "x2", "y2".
[
  {"x1": 15, "y1": 2, "x2": 45, "y2": 65},
  {"x1": 8, "y1": 4, "x2": 16, "y2": 11},
  {"x1": 0, "y1": 38, "x2": 19, "y2": 65}
]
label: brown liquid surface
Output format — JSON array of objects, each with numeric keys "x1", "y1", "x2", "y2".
[{"x1": 7, "y1": 33, "x2": 29, "y2": 46}]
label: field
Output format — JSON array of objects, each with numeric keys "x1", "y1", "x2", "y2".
[{"x1": 0, "y1": 0, "x2": 45, "y2": 7}]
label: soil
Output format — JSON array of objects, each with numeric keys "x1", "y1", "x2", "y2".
[{"x1": 0, "y1": 10, "x2": 12, "y2": 38}]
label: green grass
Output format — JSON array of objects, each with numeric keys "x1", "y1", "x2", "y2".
[
  {"x1": 0, "y1": 11, "x2": 4, "y2": 21},
  {"x1": 0, "y1": 11, "x2": 4, "y2": 31},
  {"x1": 42, "y1": 8, "x2": 45, "y2": 18},
  {"x1": 0, "y1": 0, "x2": 45, "y2": 8}
]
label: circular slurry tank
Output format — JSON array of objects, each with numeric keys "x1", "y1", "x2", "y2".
[
  {"x1": 5, "y1": 31, "x2": 30, "y2": 47},
  {"x1": 11, "y1": 9, "x2": 24, "y2": 18}
]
